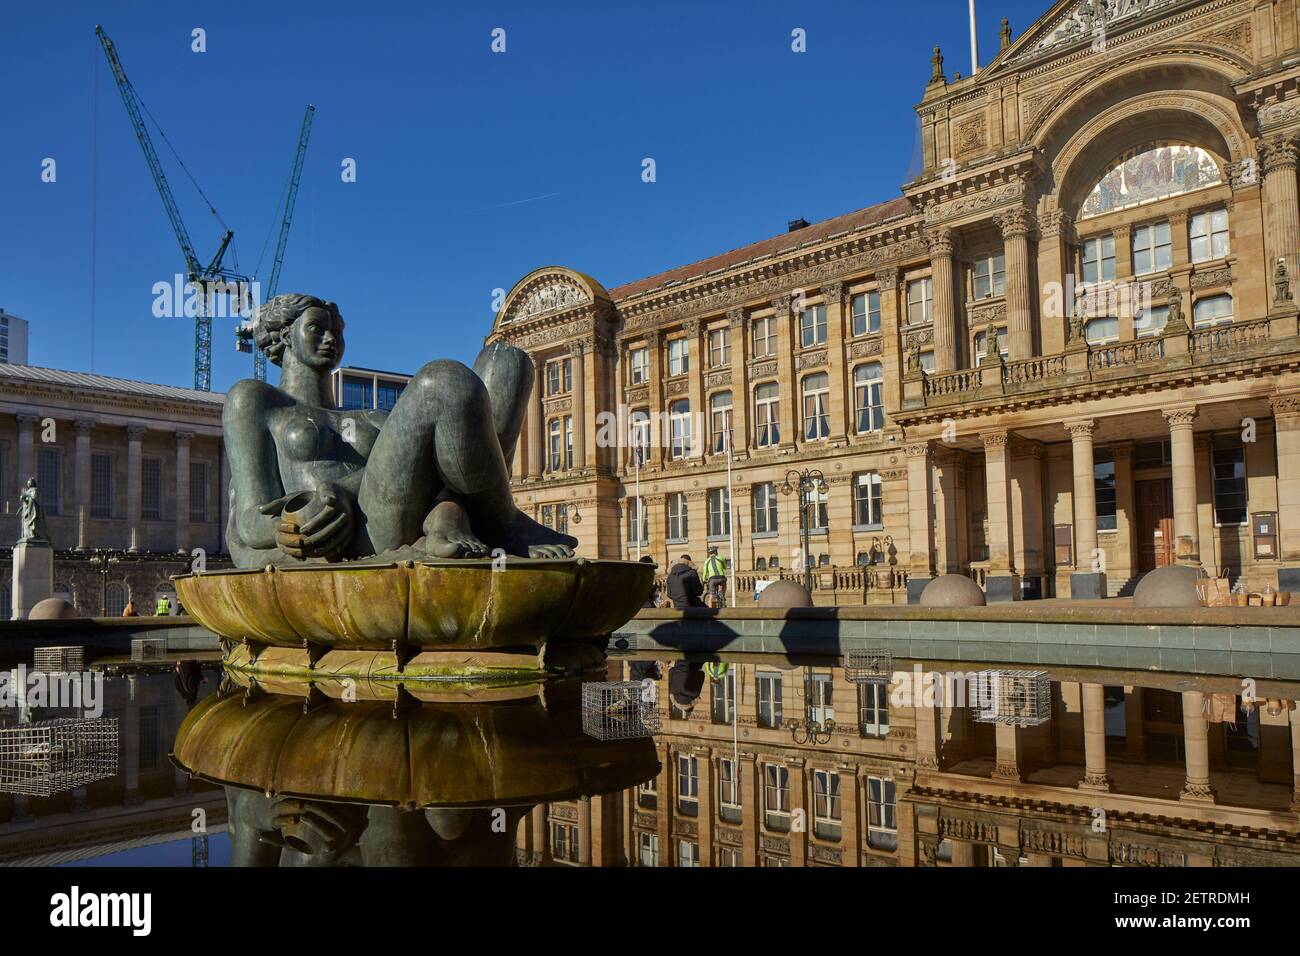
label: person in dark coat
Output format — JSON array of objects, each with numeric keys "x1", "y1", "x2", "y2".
[
  {"x1": 666, "y1": 555, "x2": 705, "y2": 609},
  {"x1": 639, "y1": 555, "x2": 661, "y2": 608}
]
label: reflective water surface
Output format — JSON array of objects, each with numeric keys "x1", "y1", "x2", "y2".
[{"x1": 0, "y1": 647, "x2": 1296, "y2": 867}]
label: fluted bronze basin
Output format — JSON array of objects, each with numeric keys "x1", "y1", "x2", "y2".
[{"x1": 173, "y1": 557, "x2": 654, "y2": 652}]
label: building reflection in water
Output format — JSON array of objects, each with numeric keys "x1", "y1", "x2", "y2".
[{"x1": 516, "y1": 657, "x2": 1300, "y2": 867}]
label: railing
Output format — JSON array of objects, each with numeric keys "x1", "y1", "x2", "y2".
[
  {"x1": 1088, "y1": 337, "x2": 1164, "y2": 371},
  {"x1": 923, "y1": 368, "x2": 981, "y2": 398},
  {"x1": 1190, "y1": 317, "x2": 1269, "y2": 356},
  {"x1": 652, "y1": 565, "x2": 908, "y2": 606},
  {"x1": 1002, "y1": 354, "x2": 1069, "y2": 388}
]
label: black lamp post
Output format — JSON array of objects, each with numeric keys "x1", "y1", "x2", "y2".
[
  {"x1": 87, "y1": 549, "x2": 124, "y2": 617},
  {"x1": 780, "y1": 468, "x2": 829, "y2": 592}
]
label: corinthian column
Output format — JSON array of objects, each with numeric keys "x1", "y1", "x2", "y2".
[
  {"x1": 1164, "y1": 407, "x2": 1201, "y2": 567},
  {"x1": 996, "y1": 208, "x2": 1036, "y2": 361},
  {"x1": 74, "y1": 420, "x2": 95, "y2": 550},
  {"x1": 126, "y1": 425, "x2": 145, "y2": 552},
  {"x1": 570, "y1": 339, "x2": 588, "y2": 470},
  {"x1": 1066, "y1": 420, "x2": 1105, "y2": 599},
  {"x1": 175, "y1": 431, "x2": 192, "y2": 554},
  {"x1": 928, "y1": 228, "x2": 958, "y2": 372},
  {"x1": 1261, "y1": 135, "x2": 1300, "y2": 303}
]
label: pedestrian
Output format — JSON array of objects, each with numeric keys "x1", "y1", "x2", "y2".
[
  {"x1": 639, "y1": 555, "x2": 661, "y2": 608},
  {"x1": 666, "y1": 554, "x2": 705, "y2": 609},
  {"x1": 155, "y1": 595, "x2": 171, "y2": 616},
  {"x1": 121, "y1": 600, "x2": 138, "y2": 617},
  {"x1": 703, "y1": 546, "x2": 728, "y2": 606}
]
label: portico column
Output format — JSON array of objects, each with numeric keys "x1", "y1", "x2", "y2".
[
  {"x1": 1164, "y1": 407, "x2": 1201, "y2": 567},
  {"x1": 74, "y1": 419, "x2": 95, "y2": 550},
  {"x1": 175, "y1": 431, "x2": 192, "y2": 554},
  {"x1": 905, "y1": 442, "x2": 935, "y2": 603},
  {"x1": 15, "y1": 413, "x2": 38, "y2": 504},
  {"x1": 994, "y1": 723, "x2": 1021, "y2": 781},
  {"x1": 821, "y1": 281, "x2": 849, "y2": 440},
  {"x1": 126, "y1": 425, "x2": 145, "y2": 552},
  {"x1": 526, "y1": 365, "x2": 543, "y2": 479},
  {"x1": 915, "y1": 671, "x2": 942, "y2": 770},
  {"x1": 570, "y1": 340, "x2": 588, "y2": 470},
  {"x1": 1179, "y1": 690, "x2": 1215, "y2": 804},
  {"x1": 1261, "y1": 135, "x2": 1300, "y2": 299},
  {"x1": 928, "y1": 228, "x2": 958, "y2": 372},
  {"x1": 1036, "y1": 211, "x2": 1074, "y2": 353},
  {"x1": 996, "y1": 208, "x2": 1036, "y2": 361},
  {"x1": 982, "y1": 431, "x2": 1019, "y2": 602},
  {"x1": 772, "y1": 296, "x2": 798, "y2": 448},
  {"x1": 1067, "y1": 420, "x2": 1105, "y2": 599},
  {"x1": 1079, "y1": 682, "x2": 1111, "y2": 791},
  {"x1": 1272, "y1": 396, "x2": 1300, "y2": 591}
]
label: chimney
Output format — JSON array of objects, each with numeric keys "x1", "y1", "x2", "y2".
[{"x1": 788, "y1": 217, "x2": 810, "y2": 232}]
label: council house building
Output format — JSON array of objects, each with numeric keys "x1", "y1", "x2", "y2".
[{"x1": 490, "y1": 0, "x2": 1300, "y2": 604}]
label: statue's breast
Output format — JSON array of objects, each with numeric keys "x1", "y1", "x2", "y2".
[{"x1": 281, "y1": 414, "x2": 333, "y2": 462}]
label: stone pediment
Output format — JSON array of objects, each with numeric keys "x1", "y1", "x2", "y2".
[{"x1": 1005, "y1": 0, "x2": 1193, "y2": 67}]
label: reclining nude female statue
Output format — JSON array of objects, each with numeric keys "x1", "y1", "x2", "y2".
[{"x1": 224, "y1": 293, "x2": 577, "y2": 568}]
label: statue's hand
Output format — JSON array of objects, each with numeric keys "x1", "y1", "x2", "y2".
[{"x1": 261, "y1": 483, "x2": 355, "y2": 560}]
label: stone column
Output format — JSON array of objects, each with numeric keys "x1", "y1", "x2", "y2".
[
  {"x1": 1036, "y1": 211, "x2": 1074, "y2": 354},
  {"x1": 994, "y1": 723, "x2": 1020, "y2": 781},
  {"x1": 996, "y1": 208, "x2": 1036, "y2": 361},
  {"x1": 1291, "y1": 701, "x2": 1300, "y2": 811},
  {"x1": 933, "y1": 450, "x2": 962, "y2": 574},
  {"x1": 123, "y1": 675, "x2": 141, "y2": 804},
  {"x1": 728, "y1": 309, "x2": 750, "y2": 454},
  {"x1": 928, "y1": 228, "x2": 958, "y2": 372},
  {"x1": 126, "y1": 425, "x2": 145, "y2": 552},
  {"x1": 741, "y1": 752, "x2": 759, "y2": 867},
  {"x1": 526, "y1": 365, "x2": 543, "y2": 479},
  {"x1": 876, "y1": 268, "x2": 903, "y2": 413},
  {"x1": 905, "y1": 442, "x2": 935, "y2": 603},
  {"x1": 74, "y1": 419, "x2": 95, "y2": 550},
  {"x1": 915, "y1": 671, "x2": 942, "y2": 771},
  {"x1": 570, "y1": 340, "x2": 588, "y2": 471},
  {"x1": 683, "y1": 320, "x2": 704, "y2": 459},
  {"x1": 1179, "y1": 690, "x2": 1215, "y2": 804},
  {"x1": 1261, "y1": 135, "x2": 1300, "y2": 299},
  {"x1": 1067, "y1": 420, "x2": 1105, "y2": 599},
  {"x1": 821, "y1": 281, "x2": 849, "y2": 440},
  {"x1": 1079, "y1": 682, "x2": 1110, "y2": 791},
  {"x1": 15, "y1": 413, "x2": 38, "y2": 504},
  {"x1": 1164, "y1": 407, "x2": 1201, "y2": 567},
  {"x1": 982, "y1": 431, "x2": 1019, "y2": 601},
  {"x1": 646, "y1": 330, "x2": 666, "y2": 467},
  {"x1": 578, "y1": 796, "x2": 592, "y2": 865},
  {"x1": 174, "y1": 431, "x2": 192, "y2": 554},
  {"x1": 1273, "y1": 396, "x2": 1300, "y2": 591},
  {"x1": 773, "y1": 296, "x2": 798, "y2": 448}
]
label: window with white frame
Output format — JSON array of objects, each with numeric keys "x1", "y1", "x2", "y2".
[
  {"x1": 853, "y1": 472, "x2": 883, "y2": 527},
  {"x1": 1134, "y1": 304, "x2": 1169, "y2": 337},
  {"x1": 104, "y1": 581, "x2": 128, "y2": 617},
  {"x1": 907, "y1": 278, "x2": 933, "y2": 325},
  {"x1": 717, "y1": 846, "x2": 742, "y2": 867},
  {"x1": 677, "y1": 840, "x2": 700, "y2": 868},
  {"x1": 637, "y1": 777, "x2": 658, "y2": 808},
  {"x1": 800, "y1": 305, "x2": 827, "y2": 347},
  {"x1": 805, "y1": 485, "x2": 828, "y2": 531},
  {"x1": 666, "y1": 492, "x2": 688, "y2": 541},
  {"x1": 751, "y1": 315, "x2": 776, "y2": 357},
  {"x1": 1190, "y1": 208, "x2": 1229, "y2": 263},
  {"x1": 710, "y1": 669, "x2": 735, "y2": 724},
  {"x1": 669, "y1": 400, "x2": 692, "y2": 459},
  {"x1": 973, "y1": 328, "x2": 1008, "y2": 366},
  {"x1": 628, "y1": 347, "x2": 649, "y2": 385},
  {"x1": 710, "y1": 391, "x2": 733, "y2": 454},
  {"x1": 1132, "y1": 221, "x2": 1172, "y2": 276},
  {"x1": 866, "y1": 776, "x2": 898, "y2": 850},
  {"x1": 629, "y1": 409, "x2": 650, "y2": 467},
  {"x1": 763, "y1": 764, "x2": 791, "y2": 831},
  {"x1": 757, "y1": 671, "x2": 783, "y2": 728},
  {"x1": 1193, "y1": 293, "x2": 1233, "y2": 327},
  {"x1": 677, "y1": 754, "x2": 699, "y2": 815},
  {"x1": 802, "y1": 372, "x2": 830, "y2": 441},
  {"x1": 1082, "y1": 234, "x2": 1117, "y2": 284},
  {"x1": 1085, "y1": 317, "x2": 1119, "y2": 345},
  {"x1": 551, "y1": 822, "x2": 579, "y2": 862},
  {"x1": 638, "y1": 831, "x2": 659, "y2": 867},
  {"x1": 754, "y1": 382, "x2": 780, "y2": 448},
  {"x1": 36, "y1": 448, "x2": 61, "y2": 516},
  {"x1": 853, "y1": 362, "x2": 884, "y2": 432},
  {"x1": 812, "y1": 769, "x2": 842, "y2": 840},
  {"x1": 972, "y1": 253, "x2": 1006, "y2": 300},
  {"x1": 668, "y1": 338, "x2": 690, "y2": 376},
  {"x1": 919, "y1": 351, "x2": 935, "y2": 373},
  {"x1": 708, "y1": 326, "x2": 730, "y2": 367},
  {"x1": 718, "y1": 757, "x2": 741, "y2": 823},
  {"x1": 556, "y1": 503, "x2": 568, "y2": 534},
  {"x1": 806, "y1": 671, "x2": 834, "y2": 725},
  {"x1": 627, "y1": 496, "x2": 648, "y2": 545},
  {"x1": 91, "y1": 452, "x2": 113, "y2": 519},
  {"x1": 707, "y1": 487, "x2": 731, "y2": 537},
  {"x1": 753, "y1": 482, "x2": 778, "y2": 534},
  {"x1": 851, "y1": 291, "x2": 881, "y2": 336},
  {"x1": 859, "y1": 682, "x2": 889, "y2": 737},
  {"x1": 546, "y1": 358, "x2": 572, "y2": 396}
]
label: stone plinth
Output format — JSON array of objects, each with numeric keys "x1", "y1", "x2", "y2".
[{"x1": 11, "y1": 540, "x2": 53, "y2": 621}]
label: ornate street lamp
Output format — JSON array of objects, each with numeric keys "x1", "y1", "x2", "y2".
[
  {"x1": 87, "y1": 549, "x2": 124, "y2": 617},
  {"x1": 780, "y1": 468, "x2": 829, "y2": 592}
]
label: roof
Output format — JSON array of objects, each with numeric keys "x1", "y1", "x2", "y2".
[
  {"x1": 609, "y1": 196, "x2": 915, "y2": 301},
  {"x1": 0, "y1": 363, "x2": 225, "y2": 406}
]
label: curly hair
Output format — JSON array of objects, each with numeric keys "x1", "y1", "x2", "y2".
[{"x1": 253, "y1": 293, "x2": 344, "y2": 366}]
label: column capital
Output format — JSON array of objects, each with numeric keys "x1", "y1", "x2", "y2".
[
  {"x1": 981, "y1": 430, "x2": 1011, "y2": 449},
  {"x1": 726, "y1": 307, "x2": 747, "y2": 329},
  {"x1": 15, "y1": 413, "x2": 40, "y2": 427},
  {"x1": 926, "y1": 226, "x2": 955, "y2": 259},
  {"x1": 74, "y1": 419, "x2": 96, "y2": 435},
  {"x1": 568, "y1": 337, "x2": 591, "y2": 356},
  {"x1": 126, "y1": 424, "x2": 148, "y2": 440},
  {"x1": 904, "y1": 441, "x2": 931, "y2": 460},
  {"x1": 1271, "y1": 393, "x2": 1300, "y2": 421},
  {"x1": 874, "y1": 267, "x2": 899, "y2": 291},
  {"x1": 994, "y1": 207, "x2": 1037, "y2": 241},
  {"x1": 1038, "y1": 209, "x2": 1075, "y2": 241},
  {"x1": 175, "y1": 430, "x2": 194, "y2": 445},
  {"x1": 771, "y1": 294, "x2": 792, "y2": 315},
  {"x1": 643, "y1": 327, "x2": 661, "y2": 347},
  {"x1": 1163, "y1": 407, "x2": 1198, "y2": 429},
  {"x1": 820, "y1": 280, "x2": 845, "y2": 303},
  {"x1": 1064, "y1": 419, "x2": 1095, "y2": 441},
  {"x1": 1260, "y1": 133, "x2": 1299, "y2": 175},
  {"x1": 681, "y1": 318, "x2": 701, "y2": 338}
]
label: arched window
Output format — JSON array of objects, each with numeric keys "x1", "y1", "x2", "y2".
[
  {"x1": 755, "y1": 557, "x2": 767, "y2": 571},
  {"x1": 853, "y1": 363, "x2": 884, "y2": 432},
  {"x1": 1080, "y1": 144, "x2": 1222, "y2": 220},
  {"x1": 104, "y1": 581, "x2": 127, "y2": 617}
]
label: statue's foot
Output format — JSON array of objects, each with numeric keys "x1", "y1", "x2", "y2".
[
  {"x1": 503, "y1": 509, "x2": 577, "y2": 558},
  {"x1": 422, "y1": 500, "x2": 490, "y2": 559}
]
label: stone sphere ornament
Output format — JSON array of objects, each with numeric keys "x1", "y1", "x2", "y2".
[
  {"x1": 919, "y1": 574, "x2": 987, "y2": 608},
  {"x1": 756, "y1": 579, "x2": 815, "y2": 609},
  {"x1": 1132, "y1": 564, "x2": 1202, "y2": 608}
]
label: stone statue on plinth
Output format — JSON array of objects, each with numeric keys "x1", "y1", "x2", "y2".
[
  {"x1": 224, "y1": 293, "x2": 577, "y2": 568},
  {"x1": 18, "y1": 477, "x2": 50, "y2": 545}
]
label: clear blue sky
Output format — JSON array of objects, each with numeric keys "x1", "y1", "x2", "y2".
[{"x1": 2, "y1": 0, "x2": 1050, "y2": 393}]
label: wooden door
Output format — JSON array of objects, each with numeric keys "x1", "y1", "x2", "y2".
[{"x1": 1136, "y1": 479, "x2": 1174, "y2": 572}]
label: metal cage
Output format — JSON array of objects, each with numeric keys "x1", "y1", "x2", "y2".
[
  {"x1": 972, "y1": 670, "x2": 1053, "y2": 727},
  {"x1": 131, "y1": 637, "x2": 168, "y2": 661},
  {"x1": 581, "y1": 681, "x2": 661, "y2": 740},
  {"x1": 843, "y1": 649, "x2": 893, "y2": 685},
  {"x1": 32, "y1": 646, "x2": 85, "y2": 674},
  {"x1": 0, "y1": 718, "x2": 119, "y2": 796}
]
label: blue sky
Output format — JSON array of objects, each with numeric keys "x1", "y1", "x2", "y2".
[{"x1": 2, "y1": 0, "x2": 1050, "y2": 392}]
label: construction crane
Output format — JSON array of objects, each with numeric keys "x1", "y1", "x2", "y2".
[
  {"x1": 236, "y1": 104, "x2": 315, "y2": 381},
  {"x1": 95, "y1": 25, "x2": 252, "y2": 392}
]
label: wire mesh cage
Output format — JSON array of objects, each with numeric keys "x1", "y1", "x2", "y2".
[
  {"x1": 843, "y1": 649, "x2": 893, "y2": 685},
  {"x1": 131, "y1": 637, "x2": 168, "y2": 661},
  {"x1": 581, "y1": 681, "x2": 661, "y2": 741},
  {"x1": 32, "y1": 646, "x2": 85, "y2": 674},
  {"x1": 0, "y1": 718, "x2": 119, "y2": 797},
  {"x1": 972, "y1": 670, "x2": 1053, "y2": 727}
]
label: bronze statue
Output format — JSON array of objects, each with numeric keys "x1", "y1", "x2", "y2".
[
  {"x1": 224, "y1": 293, "x2": 576, "y2": 568},
  {"x1": 18, "y1": 477, "x2": 50, "y2": 545}
]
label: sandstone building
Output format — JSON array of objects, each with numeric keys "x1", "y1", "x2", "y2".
[{"x1": 489, "y1": 0, "x2": 1300, "y2": 603}]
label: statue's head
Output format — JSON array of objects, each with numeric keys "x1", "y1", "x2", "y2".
[
  {"x1": 25, "y1": 477, "x2": 35, "y2": 489},
  {"x1": 254, "y1": 294, "x2": 345, "y2": 372}
]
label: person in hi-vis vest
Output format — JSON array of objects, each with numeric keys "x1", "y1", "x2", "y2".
[{"x1": 703, "y1": 547, "x2": 728, "y2": 605}]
